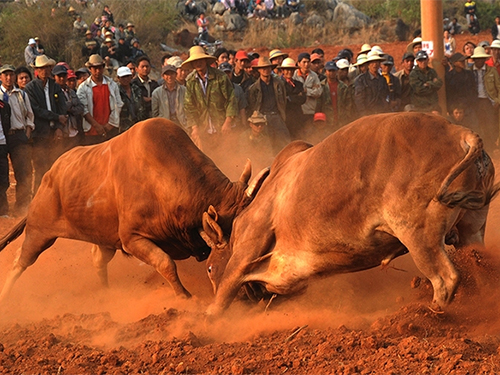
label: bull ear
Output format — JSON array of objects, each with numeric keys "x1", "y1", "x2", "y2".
[
  {"x1": 201, "y1": 206, "x2": 224, "y2": 245},
  {"x1": 239, "y1": 159, "x2": 252, "y2": 184},
  {"x1": 245, "y1": 167, "x2": 270, "y2": 198}
]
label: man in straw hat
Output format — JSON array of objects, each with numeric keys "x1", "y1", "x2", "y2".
[
  {"x1": 470, "y1": 46, "x2": 500, "y2": 151},
  {"x1": 279, "y1": 57, "x2": 306, "y2": 140},
  {"x1": 247, "y1": 56, "x2": 290, "y2": 153},
  {"x1": 76, "y1": 54, "x2": 123, "y2": 146},
  {"x1": 354, "y1": 51, "x2": 389, "y2": 117},
  {"x1": 183, "y1": 45, "x2": 237, "y2": 152},
  {"x1": 409, "y1": 50, "x2": 443, "y2": 113},
  {"x1": 24, "y1": 55, "x2": 67, "y2": 192}
]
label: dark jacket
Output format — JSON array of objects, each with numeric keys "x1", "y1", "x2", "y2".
[
  {"x1": 0, "y1": 100, "x2": 11, "y2": 137},
  {"x1": 247, "y1": 76, "x2": 287, "y2": 122},
  {"x1": 354, "y1": 71, "x2": 390, "y2": 116},
  {"x1": 25, "y1": 78, "x2": 67, "y2": 139},
  {"x1": 409, "y1": 66, "x2": 443, "y2": 111},
  {"x1": 445, "y1": 68, "x2": 477, "y2": 111},
  {"x1": 131, "y1": 76, "x2": 159, "y2": 120}
]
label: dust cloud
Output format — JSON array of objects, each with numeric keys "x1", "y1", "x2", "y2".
[{"x1": 0, "y1": 150, "x2": 499, "y2": 349}]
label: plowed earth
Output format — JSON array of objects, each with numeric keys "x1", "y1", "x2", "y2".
[{"x1": 1, "y1": 31, "x2": 500, "y2": 375}]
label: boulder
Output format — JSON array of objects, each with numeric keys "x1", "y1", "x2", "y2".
[
  {"x1": 289, "y1": 12, "x2": 303, "y2": 26},
  {"x1": 223, "y1": 12, "x2": 246, "y2": 31},
  {"x1": 305, "y1": 13, "x2": 324, "y2": 28},
  {"x1": 333, "y1": 2, "x2": 370, "y2": 31},
  {"x1": 325, "y1": 0, "x2": 338, "y2": 11}
]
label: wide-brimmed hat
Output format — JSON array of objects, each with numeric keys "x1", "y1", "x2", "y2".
[
  {"x1": 248, "y1": 111, "x2": 267, "y2": 124},
  {"x1": 181, "y1": 46, "x2": 217, "y2": 70},
  {"x1": 252, "y1": 56, "x2": 277, "y2": 70},
  {"x1": 85, "y1": 54, "x2": 105, "y2": 67},
  {"x1": 365, "y1": 50, "x2": 384, "y2": 63},
  {"x1": 406, "y1": 37, "x2": 422, "y2": 53},
  {"x1": 470, "y1": 46, "x2": 491, "y2": 59},
  {"x1": 126, "y1": 22, "x2": 134, "y2": 28},
  {"x1": 371, "y1": 46, "x2": 384, "y2": 55},
  {"x1": 28, "y1": 38, "x2": 36, "y2": 45},
  {"x1": 32, "y1": 55, "x2": 56, "y2": 68},
  {"x1": 104, "y1": 38, "x2": 114, "y2": 43},
  {"x1": 279, "y1": 57, "x2": 297, "y2": 69},
  {"x1": 358, "y1": 43, "x2": 371, "y2": 55},
  {"x1": 491, "y1": 40, "x2": 500, "y2": 49},
  {"x1": 269, "y1": 49, "x2": 288, "y2": 61},
  {"x1": 353, "y1": 54, "x2": 368, "y2": 66}
]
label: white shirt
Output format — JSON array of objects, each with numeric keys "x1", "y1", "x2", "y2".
[
  {"x1": 0, "y1": 85, "x2": 35, "y2": 131},
  {"x1": 473, "y1": 64, "x2": 487, "y2": 99},
  {"x1": 0, "y1": 115, "x2": 5, "y2": 145}
]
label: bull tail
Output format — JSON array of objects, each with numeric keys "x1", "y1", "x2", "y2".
[
  {"x1": 0, "y1": 216, "x2": 27, "y2": 252},
  {"x1": 436, "y1": 132, "x2": 500, "y2": 210}
]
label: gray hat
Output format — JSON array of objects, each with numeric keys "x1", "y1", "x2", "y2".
[
  {"x1": 161, "y1": 64, "x2": 177, "y2": 75},
  {"x1": 0, "y1": 65, "x2": 15, "y2": 74},
  {"x1": 52, "y1": 64, "x2": 68, "y2": 76},
  {"x1": 248, "y1": 110, "x2": 267, "y2": 124}
]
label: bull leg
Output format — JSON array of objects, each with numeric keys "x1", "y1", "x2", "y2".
[
  {"x1": 123, "y1": 237, "x2": 191, "y2": 298},
  {"x1": 90, "y1": 244, "x2": 117, "y2": 287},
  {"x1": 455, "y1": 207, "x2": 489, "y2": 248},
  {"x1": 0, "y1": 236, "x2": 56, "y2": 304}
]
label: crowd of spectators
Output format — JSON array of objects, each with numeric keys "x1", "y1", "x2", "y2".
[{"x1": 1, "y1": 2, "x2": 500, "y2": 221}]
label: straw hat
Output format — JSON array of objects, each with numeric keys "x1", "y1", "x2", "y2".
[
  {"x1": 358, "y1": 43, "x2": 371, "y2": 55},
  {"x1": 269, "y1": 49, "x2": 288, "y2": 61},
  {"x1": 353, "y1": 54, "x2": 368, "y2": 66},
  {"x1": 126, "y1": 22, "x2": 135, "y2": 28},
  {"x1": 470, "y1": 46, "x2": 491, "y2": 59},
  {"x1": 365, "y1": 50, "x2": 384, "y2": 63},
  {"x1": 248, "y1": 111, "x2": 267, "y2": 124},
  {"x1": 85, "y1": 54, "x2": 105, "y2": 67},
  {"x1": 279, "y1": 57, "x2": 298, "y2": 69},
  {"x1": 252, "y1": 56, "x2": 277, "y2": 70},
  {"x1": 491, "y1": 40, "x2": 500, "y2": 49},
  {"x1": 32, "y1": 55, "x2": 56, "y2": 68},
  {"x1": 371, "y1": 46, "x2": 384, "y2": 55},
  {"x1": 181, "y1": 46, "x2": 217, "y2": 70},
  {"x1": 406, "y1": 37, "x2": 422, "y2": 53}
]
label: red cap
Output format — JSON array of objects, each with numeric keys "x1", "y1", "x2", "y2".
[
  {"x1": 310, "y1": 53, "x2": 322, "y2": 62},
  {"x1": 67, "y1": 69, "x2": 76, "y2": 79},
  {"x1": 235, "y1": 50, "x2": 249, "y2": 61},
  {"x1": 250, "y1": 58, "x2": 259, "y2": 67},
  {"x1": 314, "y1": 112, "x2": 326, "y2": 122}
]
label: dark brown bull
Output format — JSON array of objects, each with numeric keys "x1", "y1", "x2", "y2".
[
  {"x1": 200, "y1": 113, "x2": 500, "y2": 316},
  {"x1": 0, "y1": 119, "x2": 268, "y2": 303}
]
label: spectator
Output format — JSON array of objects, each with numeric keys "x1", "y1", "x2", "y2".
[
  {"x1": 264, "y1": 0, "x2": 274, "y2": 17},
  {"x1": 116, "y1": 37, "x2": 132, "y2": 64},
  {"x1": 492, "y1": 16, "x2": 500, "y2": 40},
  {"x1": 214, "y1": 48, "x2": 229, "y2": 66},
  {"x1": 73, "y1": 14, "x2": 88, "y2": 34},
  {"x1": 197, "y1": 12, "x2": 209, "y2": 42},
  {"x1": 231, "y1": 50, "x2": 253, "y2": 92},
  {"x1": 443, "y1": 30, "x2": 456, "y2": 57},
  {"x1": 406, "y1": 37, "x2": 422, "y2": 55},
  {"x1": 51, "y1": 64, "x2": 84, "y2": 151},
  {"x1": 102, "y1": 5, "x2": 114, "y2": 24},
  {"x1": 131, "y1": 39, "x2": 145, "y2": 60},
  {"x1": 24, "y1": 39, "x2": 38, "y2": 67},
  {"x1": 279, "y1": 57, "x2": 306, "y2": 139},
  {"x1": 336, "y1": 58, "x2": 350, "y2": 85},
  {"x1": 100, "y1": 37, "x2": 118, "y2": 61},
  {"x1": 0, "y1": 98, "x2": 11, "y2": 216},
  {"x1": 115, "y1": 24, "x2": 126, "y2": 42},
  {"x1": 293, "y1": 52, "x2": 322, "y2": 135},
  {"x1": 447, "y1": 18, "x2": 462, "y2": 35},
  {"x1": 24, "y1": 55, "x2": 67, "y2": 192},
  {"x1": 67, "y1": 69, "x2": 77, "y2": 91},
  {"x1": 15, "y1": 66, "x2": 32, "y2": 91},
  {"x1": 463, "y1": 41, "x2": 476, "y2": 69},
  {"x1": 90, "y1": 17, "x2": 101, "y2": 37},
  {"x1": 238, "y1": 110, "x2": 274, "y2": 173},
  {"x1": 126, "y1": 60, "x2": 137, "y2": 79},
  {"x1": 275, "y1": 0, "x2": 286, "y2": 18},
  {"x1": 287, "y1": 0, "x2": 304, "y2": 14},
  {"x1": 152, "y1": 65, "x2": 187, "y2": 129},
  {"x1": 132, "y1": 56, "x2": 158, "y2": 120},
  {"x1": 125, "y1": 22, "x2": 136, "y2": 44},
  {"x1": 380, "y1": 55, "x2": 401, "y2": 112},
  {"x1": 352, "y1": 54, "x2": 368, "y2": 80},
  {"x1": 269, "y1": 49, "x2": 288, "y2": 75},
  {"x1": 448, "y1": 103, "x2": 467, "y2": 126},
  {"x1": 183, "y1": 46, "x2": 238, "y2": 153},
  {"x1": 0, "y1": 64, "x2": 35, "y2": 214},
  {"x1": 464, "y1": 1, "x2": 479, "y2": 35},
  {"x1": 167, "y1": 56, "x2": 188, "y2": 86},
  {"x1": 470, "y1": 46, "x2": 500, "y2": 151},
  {"x1": 409, "y1": 50, "x2": 443, "y2": 113},
  {"x1": 247, "y1": 56, "x2": 290, "y2": 154},
  {"x1": 486, "y1": 40, "x2": 500, "y2": 75},
  {"x1": 354, "y1": 51, "x2": 389, "y2": 116},
  {"x1": 75, "y1": 67, "x2": 90, "y2": 88},
  {"x1": 34, "y1": 37, "x2": 44, "y2": 55},
  {"x1": 219, "y1": 62, "x2": 247, "y2": 129},
  {"x1": 76, "y1": 54, "x2": 123, "y2": 145},
  {"x1": 254, "y1": 0, "x2": 267, "y2": 19},
  {"x1": 394, "y1": 52, "x2": 415, "y2": 109},
  {"x1": 310, "y1": 53, "x2": 326, "y2": 82},
  {"x1": 116, "y1": 66, "x2": 144, "y2": 133}
]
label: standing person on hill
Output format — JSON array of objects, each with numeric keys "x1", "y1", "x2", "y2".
[
  {"x1": 0, "y1": 64, "x2": 34, "y2": 214},
  {"x1": 409, "y1": 50, "x2": 443, "y2": 113},
  {"x1": 247, "y1": 56, "x2": 290, "y2": 154},
  {"x1": 293, "y1": 52, "x2": 322, "y2": 137},
  {"x1": 102, "y1": 5, "x2": 114, "y2": 24},
  {"x1": 491, "y1": 16, "x2": 500, "y2": 40},
  {"x1": 24, "y1": 55, "x2": 68, "y2": 192},
  {"x1": 76, "y1": 54, "x2": 123, "y2": 145},
  {"x1": 24, "y1": 39, "x2": 38, "y2": 67},
  {"x1": 132, "y1": 56, "x2": 159, "y2": 120},
  {"x1": 183, "y1": 46, "x2": 238, "y2": 154},
  {"x1": 196, "y1": 12, "x2": 209, "y2": 42}
]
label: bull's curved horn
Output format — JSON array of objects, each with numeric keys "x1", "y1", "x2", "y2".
[
  {"x1": 239, "y1": 159, "x2": 252, "y2": 184},
  {"x1": 245, "y1": 167, "x2": 270, "y2": 199}
]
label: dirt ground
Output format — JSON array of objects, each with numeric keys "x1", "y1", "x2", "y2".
[{"x1": 1, "y1": 31, "x2": 500, "y2": 375}]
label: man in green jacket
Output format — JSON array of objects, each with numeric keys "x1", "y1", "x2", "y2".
[
  {"x1": 409, "y1": 50, "x2": 443, "y2": 113},
  {"x1": 183, "y1": 46, "x2": 238, "y2": 153}
]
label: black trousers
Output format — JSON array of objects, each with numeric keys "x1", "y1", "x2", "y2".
[
  {"x1": 0, "y1": 144, "x2": 10, "y2": 215},
  {"x1": 7, "y1": 130, "x2": 33, "y2": 211}
]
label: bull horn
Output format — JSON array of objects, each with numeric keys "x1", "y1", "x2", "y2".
[
  {"x1": 245, "y1": 167, "x2": 270, "y2": 198},
  {"x1": 239, "y1": 159, "x2": 252, "y2": 184}
]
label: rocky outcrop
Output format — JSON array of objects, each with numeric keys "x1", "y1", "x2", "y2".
[{"x1": 333, "y1": 2, "x2": 371, "y2": 31}]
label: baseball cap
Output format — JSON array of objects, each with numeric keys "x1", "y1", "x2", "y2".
[
  {"x1": 235, "y1": 50, "x2": 249, "y2": 61},
  {"x1": 449, "y1": 52, "x2": 467, "y2": 64},
  {"x1": 336, "y1": 59, "x2": 350, "y2": 70},
  {"x1": 402, "y1": 52, "x2": 415, "y2": 61},
  {"x1": 52, "y1": 65, "x2": 68, "y2": 76},
  {"x1": 0, "y1": 65, "x2": 15, "y2": 74},
  {"x1": 310, "y1": 53, "x2": 322, "y2": 62},
  {"x1": 313, "y1": 112, "x2": 326, "y2": 122},
  {"x1": 117, "y1": 66, "x2": 132, "y2": 77},
  {"x1": 161, "y1": 65, "x2": 177, "y2": 74},
  {"x1": 324, "y1": 61, "x2": 338, "y2": 71},
  {"x1": 415, "y1": 50, "x2": 429, "y2": 61},
  {"x1": 218, "y1": 62, "x2": 233, "y2": 72},
  {"x1": 382, "y1": 55, "x2": 394, "y2": 65}
]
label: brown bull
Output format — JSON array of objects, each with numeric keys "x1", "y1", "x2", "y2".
[
  {"x1": 200, "y1": 113, "x2": 500, "y2": 316},
  {"x1": 0, "y1": 119, "x2": 268, "y2": 303}
]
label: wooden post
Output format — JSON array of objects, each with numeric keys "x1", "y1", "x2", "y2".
[{"x1": 421, "y1": 0, "x2": 447, "y2": 114}]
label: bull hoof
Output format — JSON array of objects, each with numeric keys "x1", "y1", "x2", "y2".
[{"x1": 428, "y1": 303, "x2": 445, "y2": 315}]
